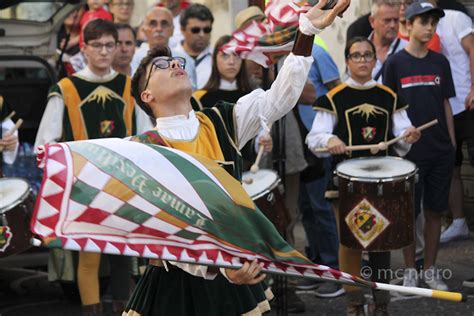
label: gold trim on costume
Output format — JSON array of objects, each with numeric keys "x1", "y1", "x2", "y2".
[
  {"x1": 211, "y1": 107, "x2": 241, "y2": 155},
  {"x1": 59, "y1": 78, "x2": 88, "y2": 140},
  {"x1": 345, "y1": 103, "x2": 389, "y2": 157},
  {"x1": 122, "y1": 76, "x2": 135, "y2": 136}
]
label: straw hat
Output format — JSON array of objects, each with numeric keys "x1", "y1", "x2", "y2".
[{"x1": 235, "y1": 6, "x2": 265, "y2": 29}]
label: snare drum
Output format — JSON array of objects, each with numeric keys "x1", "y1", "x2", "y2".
[
  {"x1": 0, "y1": 177, "x2": 34, "y2": 258},
  {"x1": 242, "y1": 169, "x2": 290, "y2": 234},
  {"x1": 335, "y1": 157, "x2": 417, "y2": 251}
]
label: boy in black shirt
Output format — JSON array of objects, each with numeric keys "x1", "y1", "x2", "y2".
[{"x1": 383, "y1": 0, "x2": 455, "y2": 291}]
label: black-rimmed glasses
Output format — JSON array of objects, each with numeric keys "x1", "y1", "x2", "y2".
[
  {"x1": 143, "y1": 57, "x2": 186, "y2": 90},
  {"x1": 348, "y1": 52, "x2": 375, "y2": 63}
]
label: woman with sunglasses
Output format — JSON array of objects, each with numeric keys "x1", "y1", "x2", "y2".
[{"x1": 306, "y1": 37, "x2": 420, "y2": 316}]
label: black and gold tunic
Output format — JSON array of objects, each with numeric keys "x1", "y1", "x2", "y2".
[{"x1": 314, "y1": 83, "x2": 407, "y2": 159}]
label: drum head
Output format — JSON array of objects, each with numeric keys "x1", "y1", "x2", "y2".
[
  {"x1": 336, "y1": 157, "x2": 417, "y2": 180},
  {"x1": 0, "y1": 178, "x2": 30, "y2": 212},
  {"x1": 242, "y1": 169, "x2": 279, "y2": 199}
]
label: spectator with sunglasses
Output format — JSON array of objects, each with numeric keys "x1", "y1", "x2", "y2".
[{"x1": 172, "y1": 3, "x2": 214, "y2": 91}]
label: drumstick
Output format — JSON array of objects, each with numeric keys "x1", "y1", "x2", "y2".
[
  {"x1": 250, "y1": 123, "x2": 273, "y2": 174},
  {"x1": 250, "y1": 145, "x2": 266, "y2": 173},
  {"x1": 0, "y1": 118, "x2": 23, "y2": 151},
  {"x1": 370, "y1": 119, "x2": 438, "y2": 154},
  {"x1": 1, "y1": 110, "x2": 16, "y2": 123},
  {"x1": 315, "y1": 119, "x2": 439, "y2": 154}
]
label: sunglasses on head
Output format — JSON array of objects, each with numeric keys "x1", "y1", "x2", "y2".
[{"x1": 190, "y1": 26, "x2": 212, "y2": 34}]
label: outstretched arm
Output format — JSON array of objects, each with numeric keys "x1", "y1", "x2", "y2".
[{"x1": 234, "y1": 0, "x2": 351, "y2": 149}]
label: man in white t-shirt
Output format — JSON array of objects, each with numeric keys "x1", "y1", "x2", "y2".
[{"x1": 437, "y1": 8, "x2": 474, "y2": 243}]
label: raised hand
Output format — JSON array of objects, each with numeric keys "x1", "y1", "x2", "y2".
[{"x1": 305, "y1": 0, "x2": 351, "y2": 30}]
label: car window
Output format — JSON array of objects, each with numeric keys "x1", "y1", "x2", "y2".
[{"x1": 0, "y1": 2, "x2": 65, "y2": 22}]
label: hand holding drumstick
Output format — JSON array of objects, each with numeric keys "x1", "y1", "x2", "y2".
[
  {"x1": 0, "y1": 117, "x2": 23, "y2": 152},
  {"x1": 317, "y1": 119, "x2": 437, "y2": 154}
]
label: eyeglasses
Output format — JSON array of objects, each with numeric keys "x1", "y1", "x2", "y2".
[
  {"x1": 190, "y1": 27, "x2": 212, "y2": 34},
  {"x1": 87, "y1": 42, "x2": 117, "y2": 52},
  {"x1": 348, "y1": 51, "x2": 375, "y2": 63},
  {"x1": 143, "y1": 57, "x2": 187, "y2": 90},
  {"x1": 111, "y1": 1, "x2": 134, "y2": 7}
]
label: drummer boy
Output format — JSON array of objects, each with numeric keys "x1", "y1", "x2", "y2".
[{"x1": 306, "y1": 37, "x2": 420, "y2": 314}]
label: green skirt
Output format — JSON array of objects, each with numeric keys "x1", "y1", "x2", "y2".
[{"x1": 123, "y1": 265, "x2": 273, "y2": 316}]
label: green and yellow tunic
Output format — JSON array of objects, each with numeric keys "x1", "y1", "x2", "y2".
[{"x1": 48, "y1": 72, "x2": 136, "y2": 141}]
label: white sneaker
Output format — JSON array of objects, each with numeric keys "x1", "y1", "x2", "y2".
[
  {"x1": 423, "y1": 266, "x2": 449, "y2": 291},
  {"x1": 402, "y1": 268, "x2": 419, "y2": 288},
  {"x1": 440, "y1": 219, "x2": 469, "y2": 243}
]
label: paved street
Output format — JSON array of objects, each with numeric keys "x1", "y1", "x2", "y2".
[{"x1": 1, "y1": 223, "x2": 473, "y2": 316}]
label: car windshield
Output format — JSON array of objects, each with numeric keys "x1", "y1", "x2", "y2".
[{"x1": 0, "y1": 2, "x2": 66, "y2": 22}]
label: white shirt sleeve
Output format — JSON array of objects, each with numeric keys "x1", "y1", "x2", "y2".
[
  {"x1": 167, "y1": 261, "x2": 218, "y2": 280},
  {"x1": 2, "y1": 118, "x2": 19, "y2": 164},
  {"x1": 134, "y1": 105, "x2": 154, "y2": 134},
  {"x1": 234, "y1": 53, "x2": 313, "y2": 149},
  {"x1": 306, "y1": 111, "x2": 336, "y2": 158},
  {"x1": 34, "y1": 96, "x2": 65, "y2": 152},
  {"x1": 453, "y1": 11, "x2": 474, "y2": 41},
  {"x1": 392, "y1": 109, "x2": 413, "y2": 157}
]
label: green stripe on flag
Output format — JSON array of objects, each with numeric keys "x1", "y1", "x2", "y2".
[
  {"x1": 71, "y1": 179, "x2": 100, "y2": 206},
  {"x1": 115, "y1": 204, "x2": 152, "y2": 224},
  {"x1": 175, "y1": 229, "x2": 200, "y2": 241}
]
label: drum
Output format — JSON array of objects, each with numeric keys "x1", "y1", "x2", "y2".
[
  {"x1": 242, "y1": 169, "x2": 290, "y2": 235},
  {"x1": 0, "y1": 177, "x2": 34, "y2": 258},
  {"x1": 335, "y1": 157, "x2": 417, "y2": 251}
]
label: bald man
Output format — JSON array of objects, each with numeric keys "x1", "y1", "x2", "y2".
[{"x1": 131, "y1": 7, "x2": 174, "y2": 74}]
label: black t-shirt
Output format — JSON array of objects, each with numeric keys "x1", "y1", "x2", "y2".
[
  {"x1": 383, "y1": 49, "x2": 455, "y2": 160},
  {"x1": 346, "y1": 14, "x2": 372, "y2": 44}
]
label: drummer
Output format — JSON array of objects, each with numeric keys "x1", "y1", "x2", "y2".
[{"x1": 306, "y1": 37, "x2": 420, "y2": 315}]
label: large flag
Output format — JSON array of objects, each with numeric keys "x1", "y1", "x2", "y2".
[
  {"x1": 223, "y1": 0, "x2": 319, "y2": 66},
  {"x1": 31, "y1": 138, "x2": 365, "y2": 287}
]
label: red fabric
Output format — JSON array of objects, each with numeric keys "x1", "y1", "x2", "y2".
[
  {"x1": 398, "y1": 32, "x2": 441, "y2": 53},
  {"x1": 79, "y1": 8, "x2": 113, "y2": 48}
]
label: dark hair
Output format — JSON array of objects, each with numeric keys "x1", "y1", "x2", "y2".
[
  {"x1": 203, "y1": 35, "x2": 251, "y2": 93},
  {"x1": 407, "y1": 11, "x2": 441, "y2": 25},
  {"x1": 114, "y1": 23, "x2": 136, "y2": 40},
  {"x1": 345, "y1": 36, "x2": 377, "y2": 60},
  {"x1": 83, "y1": 19, "x2": 118, "y2": 44},
  {"x1": 131, "y1": 45, "x2": 172, "y2": 117},
  {"x1": 180, "y1": 3, "x2": 214, "y2": 28}
]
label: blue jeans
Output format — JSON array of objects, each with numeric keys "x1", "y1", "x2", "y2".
[{"x1": 299, "y1": 158, "x2": 339, "y2": 269}]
